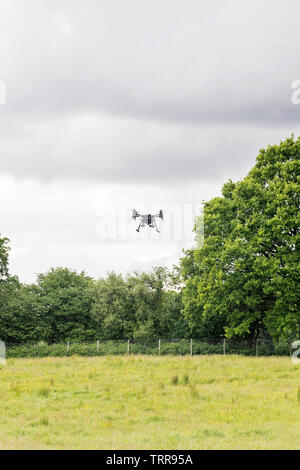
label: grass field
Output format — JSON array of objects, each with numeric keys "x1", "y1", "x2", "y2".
[{"x1": 0, "y1": 355, "x2": 300, "y2": 450}]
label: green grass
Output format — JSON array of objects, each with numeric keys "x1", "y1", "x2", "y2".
[{"x1": 0, "y1": 355, "x2": 300, "y2": 449}]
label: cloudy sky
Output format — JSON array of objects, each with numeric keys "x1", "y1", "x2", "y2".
[{"x1": 0, "y1": 0, "x2": 299, "y2": 283}]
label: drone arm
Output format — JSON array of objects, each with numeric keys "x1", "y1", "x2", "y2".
[{"x1": 153, "y1": 209, "x2": 163, "y2": 217}]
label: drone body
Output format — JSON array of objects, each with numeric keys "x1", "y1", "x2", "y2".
[{"x1": 132, "y1": 209, "x2": 164, "y2": 232}]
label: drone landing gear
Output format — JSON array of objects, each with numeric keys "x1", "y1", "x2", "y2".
[
  {"x1": 152, "y1": 220, "x2": 160, "y2": 233},
  {"x1": 136, "y1": 220, "x2": 143, "y2": 232},
  {"x1": 136, "y1": 220, "x2": 160, "y2": 233}
]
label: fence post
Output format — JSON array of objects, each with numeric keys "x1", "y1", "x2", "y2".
[
  {"x1": 127, "y1": 339, "x2": 130, "y2": 355},
  {"x1": 256, "y1": 339, "x2": 259, "y2": 357},
  {"x1": 158, "y1": 339, "x2": 161, "y2": 355},
  {"x1": 67, "y1": 341, "x2": 70, "y2": 352},
  {"x1": 34, "y1": 343, "x2": 36, "y2": 356},
  {"x1": 97, "y1": 340, "x2": 99, "y2": 352},
  {"x1": 190, "y1": 338, "x2": 193, "y2": 356},
  {"x1": 223, "y1": 338, "x2": 226, "y2": 355}
]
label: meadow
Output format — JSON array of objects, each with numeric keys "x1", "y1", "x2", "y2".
[{"x1": 0, "y1": 355, "x2": 300, "y2": 450}]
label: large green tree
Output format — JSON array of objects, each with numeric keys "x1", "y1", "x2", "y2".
[
  {"x1": 0, "y1": 236, "x2": 47, "y2": 343},
  {"x1": 181, "y1": 136, "x2": 300, "y2": 342},
  {"x1": 128, "y1": 266, "x2": 187, "y2": 341},
  {"x1": 91, "y1": 267, "x2": 188, "y2": 341},
  {"x1": 0, "y1": 280, "x2": 49, "y2": 343},
  {"x1": 36, "y1": 267, "x2": 96, "y2": 342},
  {"x1": 91, "y1": 272, "x2": 136, "y2": 340}
]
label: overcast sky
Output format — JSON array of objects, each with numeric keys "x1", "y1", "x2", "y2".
[{"x1": 0, "y1": 0, "x2": 299, "y2": 283}]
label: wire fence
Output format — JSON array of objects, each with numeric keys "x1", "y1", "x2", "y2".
[{"x1": 4, "y1": 337, "x2": 296, "y2": 358}]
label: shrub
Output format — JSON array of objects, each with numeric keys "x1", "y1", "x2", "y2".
[
  {"x1": 39, "y1": 417, "x2": 49, "y2": 426},
  {"x1": 183, "y1": 374, "x2": 190, "y2": 385},
  {"x1": 38, "y1": 388, "x2": 50, "y2": 397},
  {"x1": 5, "y1": 338, "x2": 292, "y2": 358},
  {"x1": 171, "y1": 375, "x2": 179, "y2": 385}
]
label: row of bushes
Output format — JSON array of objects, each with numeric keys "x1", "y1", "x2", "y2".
[{"x1": 5, "y1": 339, "x2": 292, "y2": 358}]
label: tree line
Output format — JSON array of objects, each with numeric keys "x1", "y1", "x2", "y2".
[
  {"x1": 0, "y1": 260, "x2": 188, "y2": 344},
  {"x1": 0, "y1": 136, "x2": 299, "y2": 346}
]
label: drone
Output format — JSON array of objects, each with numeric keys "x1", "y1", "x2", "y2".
[{"x1": 132, "y1": 209, "x2": 164, "y2": 233}]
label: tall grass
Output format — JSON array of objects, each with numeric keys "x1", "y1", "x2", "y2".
[{"x1": 0, "y1": 355, "x2": 299, "y2": 449}]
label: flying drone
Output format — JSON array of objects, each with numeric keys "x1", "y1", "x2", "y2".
[{"x1": 132, "y1": 209, "x2": 164, "y2": 233}]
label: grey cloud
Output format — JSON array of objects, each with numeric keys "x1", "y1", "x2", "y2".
[
  {"x1": 1, "y1": 0, "x2": 300, "y2": 125},
  {"x1": 0, "y1": 0, "x2": 300, "y2": 183},
  {"x1": 0, "y1": 112, "x2": 296, "y2": 183}
]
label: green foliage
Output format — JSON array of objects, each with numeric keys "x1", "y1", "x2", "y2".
[
  {"x1": 0, "y1": 279, "x2": 49, "y2": 343},
  {"x1": 91, "y1": 266, "x2": 188, "y2": 342},
  {"x1": 36, "y1": 268, "x2": 97, "y2": 343},
  {"x1": 91, "y1": 272, "x2": 136, "y2": 340},
  {"x1": 0, "y1": 237, "x2": 48, "y2": 344},
  {"x1": 1, "y1": 262, "x2": 186, "y2": 344},
  {"x1": 0, "y1": 234, "x2": 10, "y2": 280},
  {"x1": 181, "y1": 136, "x2": 300, "y2": 343}
]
